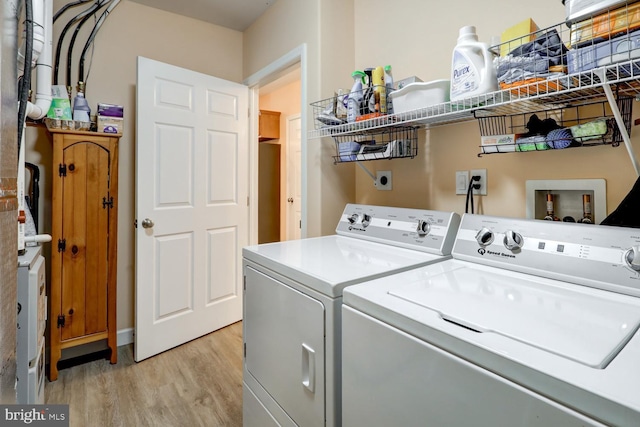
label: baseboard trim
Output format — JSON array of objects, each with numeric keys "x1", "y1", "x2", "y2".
[{"x1": 117, "y1": 328, "x2": 134, "y2": 347}]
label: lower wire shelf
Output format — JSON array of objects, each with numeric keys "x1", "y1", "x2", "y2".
[
  {"x1": 476, "y1": 97, "x2": 632, "y2": 156},
  {"x1": 332, "y1": 126, "x2": 418, "y2": 164}
]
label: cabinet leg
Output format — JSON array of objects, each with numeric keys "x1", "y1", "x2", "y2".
[
  {"x1": 108, "y1": 336, "x2": 118, "y2": 364},
  {"x1": 48, "y1": 347, "x2": 61, "y2": 381}
]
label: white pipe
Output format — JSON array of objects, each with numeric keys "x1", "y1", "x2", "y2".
[
  {"x1": 26, "y1": 0, "x2": 52, "y2": 120},
  {"x1": 25, "y1": 234, "x2": 52, "y2": 244},
  {"x1": 17, "y1": 0, "x2": 45, "y2": 73}
]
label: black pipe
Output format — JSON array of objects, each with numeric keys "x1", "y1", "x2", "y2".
[
  {"x1": 17, "y1": 0, "x2": 33, "y2": 163},
  {"x1": 53, "y1": 0, "x2": 93, "y2": 23},
  {"x1": 65, "y1": 2, "x2": 108, "y2": 89},
  {"x1": 54, "y1": 1, "x2": 104, "y2": 86},
  {"x1": 79, "y1": 0, "x2": 116, "y2": 83}
]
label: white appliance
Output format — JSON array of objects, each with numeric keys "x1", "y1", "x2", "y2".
[
  {"x1": 17, "y1": 245, "x2": 47, "y2": 404},
  {"x1": 342, "y1": 214, "x2": 640, "y2": 427},
  {"x1": 242, "y1": 204, "x2": 461, "y2": 426}
]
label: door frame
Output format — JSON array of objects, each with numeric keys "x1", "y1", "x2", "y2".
[{"x1": 244, "y1": 44, "x2": 308, "y2": 245}]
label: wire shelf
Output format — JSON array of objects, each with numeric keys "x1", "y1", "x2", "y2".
[
  {"x1": 309, "y1": 2, "x2": 640, "y2": 140},
  {"x1": 477, "y1": 97, "x2": 633, "y2": 155},
  {"x1": 331, "y1": 126, "x2": 418, "y2": 164}
]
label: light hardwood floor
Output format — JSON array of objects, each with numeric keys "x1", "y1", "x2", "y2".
[{"x1": 45, "y1": 321, "x2": 243, "y2": 427}]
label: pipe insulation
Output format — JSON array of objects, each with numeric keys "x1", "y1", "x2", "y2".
[
  {"x1": 17, "y1": 0, "x2": 43, "y2": 72},
  {"x1": 26, "y1": 0, "x2": 53, "y2": 120},
  {"x1": 17, "y1": 0, "x2": 33, "y2": 160}
]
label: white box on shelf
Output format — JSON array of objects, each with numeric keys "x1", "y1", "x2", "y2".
[{"x1": 390, "y1": 80, "x2": 450, "y2": 114}]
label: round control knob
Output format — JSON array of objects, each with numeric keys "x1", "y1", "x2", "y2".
[
  {"x1": 348, "y1": 214, "x2": 359, "y2": 224},
  {"x1": 476, "y1": 227, "x2": 494, "y2": 246},
  {"x1": 625, "y1": 246, "x2": 640, "y2": 271},
  {"x1": 503, "y1": 230, "x2": 524, "y2": 251},
  {"x1": 361, "y1": 214, "x2": 371, "y2": 228},
  {"x1": 416, "y1": 219, "x2": 431, "y2": 237}
]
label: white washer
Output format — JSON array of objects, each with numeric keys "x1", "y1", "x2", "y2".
[
  {"x1": 242, "y1": 204, "x2": 461, "y2": 427},
  {"x1": 342, "y1": 214, "x2": 640, "y2": 427}
]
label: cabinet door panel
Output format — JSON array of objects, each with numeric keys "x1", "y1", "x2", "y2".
[{"x1": 61, "y1": 141, "x2": 110, "y2": 341}]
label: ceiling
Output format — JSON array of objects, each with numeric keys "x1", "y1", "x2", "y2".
[{"x1": 129, "y1": 0, "x2": 277, "y2": 31}]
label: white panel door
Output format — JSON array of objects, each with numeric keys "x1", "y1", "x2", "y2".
[
  {"x1": 135, "y1": 57, "x2": 248, "y2": 362},
  {"x1": 285, "y1": 114, "x2": 301, "y2": 240}
]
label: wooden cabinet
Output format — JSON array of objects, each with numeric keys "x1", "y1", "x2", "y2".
[
  {"x1": 48, "y1": 129, "x2": 120, "y2": 381},
  {"x1": 259, "y1": 110, "x2": 281, "y2": 141}
]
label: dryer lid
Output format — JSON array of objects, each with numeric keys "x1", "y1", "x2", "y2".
[{"x1": 388, "y1": 265, "x2": 640, "y2": 368}]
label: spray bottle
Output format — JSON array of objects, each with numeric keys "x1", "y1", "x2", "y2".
[
  {"x1": 384, "y1": 65, "x2": 394, "y2": 114},
  {"x1": 450, "y1": 26, "x2": 498, "y2": 102},
  {"x1": 347, "y1": 70, "x2": 366, "y2": 123}
]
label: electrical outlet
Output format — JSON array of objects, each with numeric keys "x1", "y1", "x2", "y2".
[
  {"x1": 376, "y1": 171, "x2": 392, "y2": 191},
  {"x1": 470, "y1": 169, "x2": 487, "y2": 196},
  {"x1": 456, "y1": 171, "x2": 469, "y2": 195}
]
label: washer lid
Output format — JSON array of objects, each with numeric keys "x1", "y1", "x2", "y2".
[
  {"x1": 388, "y1": 265, "x2": 640, "y2": 368},
  {"x1": 243, "y1": 235, "x2": 445, "y2": 297}
]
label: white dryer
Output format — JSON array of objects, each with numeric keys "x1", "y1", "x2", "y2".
[
  {"x1": 342, "y1": 214, "x2": 640, "y2": 427},
  {"x1": 242, "y1": 204, "x2": 460, "y2": 427}
]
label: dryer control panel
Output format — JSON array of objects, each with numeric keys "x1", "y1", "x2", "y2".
[
  {"x1": 453, "y1": 214, "x2": 640, "y2": 297},
  {"x1": 336, "y1": 204, "x2": 461, "y2": 256}
]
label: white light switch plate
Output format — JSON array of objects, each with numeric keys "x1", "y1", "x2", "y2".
[{"x1": 456, "y1": 171, "x2": 469, "y2": 195}]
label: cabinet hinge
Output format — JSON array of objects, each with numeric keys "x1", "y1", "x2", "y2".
[
  {"x1": 59, "y1": 164, "x2": 67, "y2": 177},
  {"x1": 57, "y1": 239, "x2": 66, "y2": 252},
  {"x1": 57, "y1": 314, "x2": 65, "y2": 328},
  {"x1": 102, "y1": 196, "x2": 114, "y2": 209},
  {"x1": 243, "y1": 275, "x2": 246, "y2": 291}
]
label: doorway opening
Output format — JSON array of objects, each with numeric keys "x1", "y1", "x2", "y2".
[
  {"x1": 245, "y1": 45, "x2": 307, "y2": 246},
  {"x1": 257, "y1": 66, "x2": 301, "y2": 243}
]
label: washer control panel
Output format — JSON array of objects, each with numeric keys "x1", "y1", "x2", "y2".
[
  {"x1": 454, "y1": 214, "x2": 640, "y2": 297},
  {"x1": 336, "y1": 204, "x2": 461, "y2": 255}
]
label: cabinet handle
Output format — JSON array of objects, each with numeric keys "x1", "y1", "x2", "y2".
[{"x1": 301, "y1": 343, "x2": 315, "y2": 393}]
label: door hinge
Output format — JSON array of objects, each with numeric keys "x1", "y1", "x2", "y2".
[
  {"x1": 299, "y1": 220, "x2": 302, "y2": 229},
  {"x1": 243, "y1": 275, "x2": 246, "y2": 291},
  {"x1": 102, "y1": 196, "x2": 114, "y2": 209},
  {"x1": 57, "y1": 314, "x2": 65, "y2": 328},
  {"x1": 57, "y1": 239, "x2": 66, "y2": 252},
  {"x1": 244, "y1": 342, "x2": 246, "y2": 358},
  {"x1": 59, "y1": 164, "x2": 67, "y2": 177}
]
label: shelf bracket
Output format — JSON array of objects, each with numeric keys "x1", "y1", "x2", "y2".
[
  {"x1": 597, "y1": 70, "x2": 640, "y2": 177},
  {"x1": 356, "y1": 161, "x2": 377, "y2": 184}
]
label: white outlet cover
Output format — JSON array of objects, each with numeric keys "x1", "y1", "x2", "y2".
[{"x1": 376, "y1": 171, "x2": 392, "y2": 191}]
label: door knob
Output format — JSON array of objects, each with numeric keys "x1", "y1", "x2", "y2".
[{"x1": 141, "y1": 218, "x2": 154, "y2": 229}]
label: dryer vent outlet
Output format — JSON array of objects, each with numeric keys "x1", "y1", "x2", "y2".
[{"x1": 376, "y1": 171, "x2": 392, "y2": 191}]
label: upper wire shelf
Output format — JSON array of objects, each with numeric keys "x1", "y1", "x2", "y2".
[
  {"x1": 309, "y1": 2, "x2": 640, "y2": 139},
  {"x1": 309, "y1": 61, "x2": 640, "y2": 139}
]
